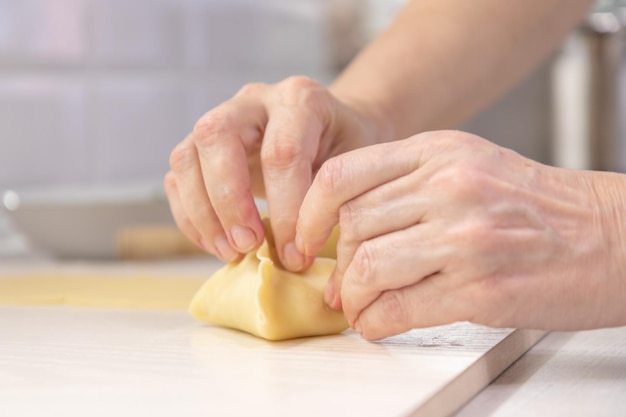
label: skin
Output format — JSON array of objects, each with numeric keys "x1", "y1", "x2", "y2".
[
  {"x1": 296, "y1": 131, "x2": 626, "y2": 340},
  {"x1": 163, "y1": 0, "x2": 626, "y2": 338},
  {"x1": 166, "y1": 78, "x2": 384, "y2": 268}
]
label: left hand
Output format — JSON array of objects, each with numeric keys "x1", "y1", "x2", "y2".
[{"x1": 296, "y1": 130, "x2": 625, "y2": 340}]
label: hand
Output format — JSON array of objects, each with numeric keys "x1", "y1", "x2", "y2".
[
  {"x1": 296, "y1": 130, "x2": 626, "y2": 339},
  {"x1": 164, "y1": 76, "x2": 390, "y2": 269}
]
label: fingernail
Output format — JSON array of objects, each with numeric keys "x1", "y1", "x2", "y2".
[
  {"x1": 283, "y1": 242, "x2": 304, "y2": 271},
  {"x1": 230, "y1": 225, "x2": 257, "y2": 252},
  {"x1": 214, "y1": 235, "x2": 238, "y2": 262},
  {"x1": 324, "y1": 281, "x2": 335, "y2": 306}
]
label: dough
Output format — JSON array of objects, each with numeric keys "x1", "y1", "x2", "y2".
[{"x1": 189, "y1": 221, "x2": 348, "y2": 341}]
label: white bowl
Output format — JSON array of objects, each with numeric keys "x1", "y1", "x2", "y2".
[{"x1": 1, "y1": 182, "x2": 175, "y2": 259}]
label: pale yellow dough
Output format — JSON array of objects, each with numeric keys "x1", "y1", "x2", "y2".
[{"x1": 189, "y1": 224, "x2": 348, "y2": 341}]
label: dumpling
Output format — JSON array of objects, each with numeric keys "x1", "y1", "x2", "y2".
[{"x1": 188, "y1": 221, "x2": 348, "y2": 341}]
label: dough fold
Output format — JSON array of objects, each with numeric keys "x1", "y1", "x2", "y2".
[{"x1": 188, "y1": 223, "x2": 348, "y2": 341}]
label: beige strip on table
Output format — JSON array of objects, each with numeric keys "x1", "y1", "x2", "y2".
[{"x1": 0, "y1": 259, "x2": 215, "y2": 309}]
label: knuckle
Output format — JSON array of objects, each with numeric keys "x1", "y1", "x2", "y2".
[
  {"x1": 460, "y1": 164, "x2": 488, "y2": 189},
  {"x1": 260, "y1": 138, "x2": 304, "y2": 170},
  {"x1": 441, "y1": 130, "x2": 482, "y2": 147},
  {"x1": 162, "y1": 171, "x2": 177, "y2": 192},
  {"x1": 418, "y1": 130, "x2": 463, "y2": 148},
  {"x1": 338, "y1": 202, "x2": 363, "y2": 242},
  {"x1": 278, "y1": 76, "x2": 328, "y2": 109},
  {"x1": 316, "y1": 156, "x2": 346, "y2": 196},
  {"x1": 169, "y1": 140, "x2": 195, "y2": 171},
  {"x1": 350, "y1": 243, "x2": 376, "y2": 286},
  {"x1": 299, "y1": 85, "x2": 327, "y2": 108},
  {"x1": 236, "y1": 82, "x2": 267, "y2": 97},
  {"x1": 432, "y1": 162, "x2": 486, "y2": 200},
  {"x1": 192, "y1": 109, "x2": 233, "y2": 147},
  {"x1": 281, "y1": 75, "x2": 319, "y2": 91},
  {"x1": 451, "y1": 165, "x2": 480, "y2": 196},
  {"x1": 450, "y1": 130, "x2": 482, "y2": 146},
  {"x1": 378, "y1": 290, "x2": 410, "y2": 327},
  {"x1": 421, "y1": 130, "x2": 485, "y2": 157}
]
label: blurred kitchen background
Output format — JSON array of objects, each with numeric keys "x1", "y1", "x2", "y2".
[{"x1": 0, "y1": 0, "x2": 625, "y2": 255}]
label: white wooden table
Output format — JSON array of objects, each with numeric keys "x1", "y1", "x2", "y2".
[
  {"x1": 0, "y1": 255, "x2": 624, "y2": 416},
  {"x1": 0, "y1": 305, "x2": 544, "y2": 417}
]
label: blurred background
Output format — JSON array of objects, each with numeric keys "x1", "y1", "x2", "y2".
[{"x1": 0, "y1": 0, "x2": 625, "y2": 257}]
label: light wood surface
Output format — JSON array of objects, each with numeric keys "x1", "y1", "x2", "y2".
[
  {"x1": 455, "y1": 326, "x2": 626, "y2": 417},
  {"x1": 0, "y1": 306, "x2": 544, "y2": 417}
]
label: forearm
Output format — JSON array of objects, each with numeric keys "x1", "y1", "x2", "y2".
[{"x1": 330, "y1": 0, "x2": 594, "y2": 140}]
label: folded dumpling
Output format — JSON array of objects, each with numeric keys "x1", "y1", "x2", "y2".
[{"x1": 188, "y1": 221, "x2": 348, "y2": 341}]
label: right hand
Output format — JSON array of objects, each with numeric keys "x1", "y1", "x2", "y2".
[{"x1": 164, "y1": 76, "x2": 390, "y2": 270}]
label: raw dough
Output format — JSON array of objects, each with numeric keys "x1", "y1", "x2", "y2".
[{"x1": 189, "y1": 221, "x2": 348, "y2": 341}]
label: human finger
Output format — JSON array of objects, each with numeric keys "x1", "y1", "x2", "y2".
[
  {"x1": 339, "y1": 223, "x2": 449, "y2": 327},
  {"x1": 260, "y1": 80, "x2": 330, "y2": 271},
  {"x1": 163, "y1": 171, "x2": 204, "y2": 249},
  {"x1": 193, "y1": 98, "x2": 266, "y2": 255},
  {"x1": 353, "y1": 275, "x2": 463, "y2": 340},
  {"x1": 325, "y1": 171, "x2": 432, "y2": 308},
  {"x1": 166, "y1": 140, "x2": 240, "y2": 262},
  {"x1": 296, "y1": 138, "x2": 421, "y2": 258}
]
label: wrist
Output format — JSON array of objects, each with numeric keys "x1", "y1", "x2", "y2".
[
  {"x1": 585, "y1": 170, "x2": 626, "y2": 326},
  {"x1": 328, "y1": 84, "x2": 398, "y2": 147}
]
